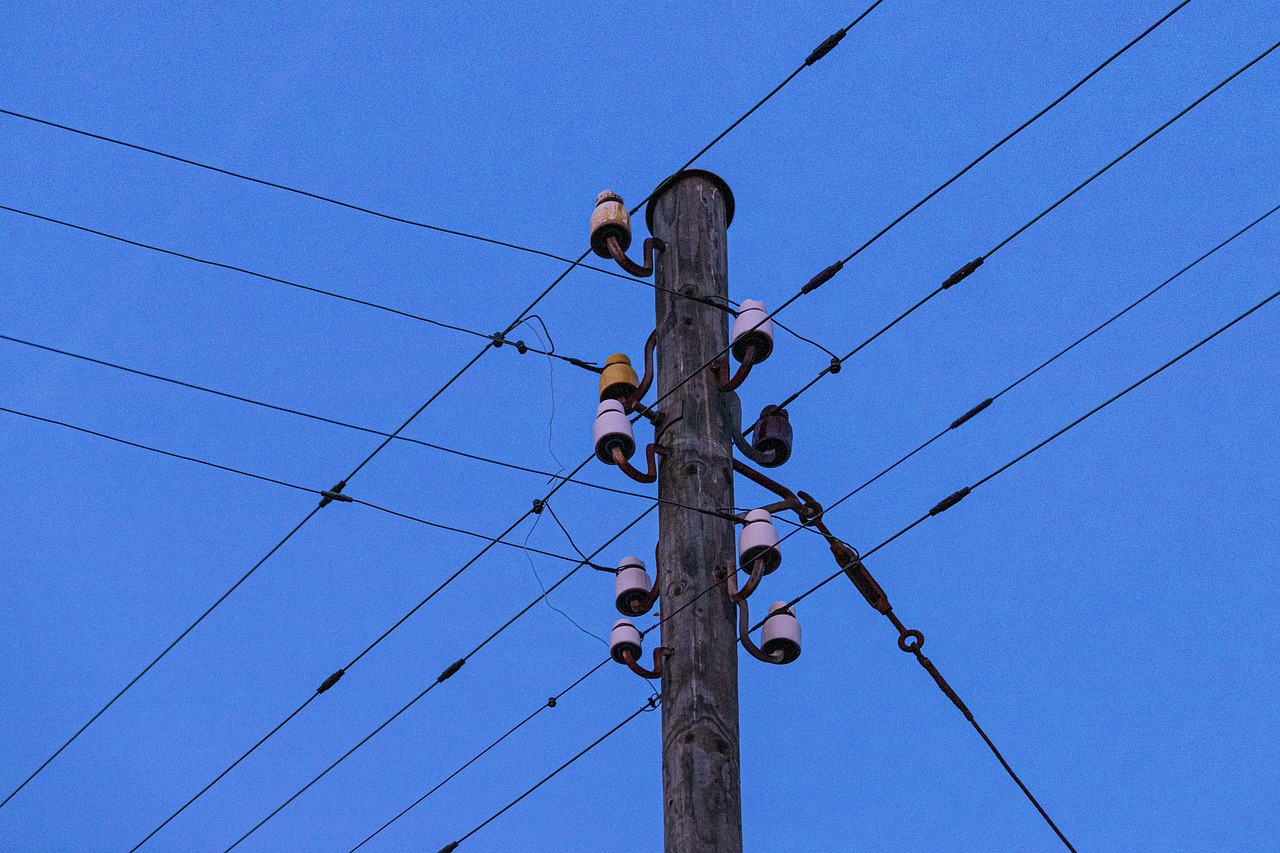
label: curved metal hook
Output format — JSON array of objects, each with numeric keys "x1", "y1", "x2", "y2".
[
  {"x1": 729, "y1": 587, "x2": 786, "y2": 665},
  {"x1": 621, "y1": 647, "x2": 668, "y2": 679},
  {"x1": 612, "y1": 443, "x2": 659, "y2": 484},
  {"x1": 712, "y1": 343, "x2": 758, "y2": 393},
  {"x1": 732, "y1": 459, "x2": 819, "y2": 522},
  {"x1": 726, "y1": 390, "x2": 782, "y2": 467},
  {"x1": 606, "y1": 234, "x2": 665, "y2": 278},
  {"x1": 623, "y1": 329, "x2": 659, "y2": 412}
]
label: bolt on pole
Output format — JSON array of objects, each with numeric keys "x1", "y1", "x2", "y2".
[{"x1": 647, "y1": 170, "x2": 743, "y2": 853}]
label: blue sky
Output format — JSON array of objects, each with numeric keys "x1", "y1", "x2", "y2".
[{"x1": 1, "y1": 2, "x2": 1277, "y2": 851}]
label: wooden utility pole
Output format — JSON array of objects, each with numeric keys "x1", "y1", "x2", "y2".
[{"x1": 648, "y1": 170, "x2": 742, "y2": 853}]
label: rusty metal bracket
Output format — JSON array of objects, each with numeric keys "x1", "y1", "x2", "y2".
[
  {"x1": 711, "y1": 343, "x2": 758, "y2": 393},
  {"x1": 728, "y1": 555, "x2": 766, "y2": 604},
  {"x1": 622, "y1": 646, "x2": 669, "y2": 679},
  {"x1": 623, "y1": 329, "x2": 658, "y2": 412},
  {"x1": 613, "y1": 443, "x2": 660, "y2": 484},
  {"x1": 732, "y1": 459, "x2": 820, "y2": 522},
  {"x1": 606, "y1": 233, "x2": 665, "y2": 278},
  {"x1": 725, "y1": 389, "x2": 782, "y2": 468},
  {"x1": 727, "y1": 585, "x2": 786, "y2": 665}
]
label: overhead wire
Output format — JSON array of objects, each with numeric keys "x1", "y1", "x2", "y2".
[
  {"x1": 768, "y1": 199, "x2": 1280, "y2": 524},
  {"x1": 347, "y1": 658, "x2": 611, "y2": 851},
  {"x1": 429, "y1": 694, "x2": 660, "y2": 853},
  {"x1": 781, "y1": 274, "x2": 1280, "y2": 615},
  {"x1": 0, "y1": 204, "x2": 600, "y2": 371},
  {"x1": 0, "y1": 332, "x2": 744, "y2": 522},
  {"x1": 0, "y1": 405, "x2": 612, "y2": 570},
  {"x1": 769, "y1": 36, "x2": 1279, "y2": 415},
  {"x1": 0, "y1": 108, "x2": 649, "y2": 276},
  {"x1": 214, "y1": 502, "x2": 656, "y2": 852},
  {"x1": 660, "y1": 2, "x2": 1228, "y2": 425}
]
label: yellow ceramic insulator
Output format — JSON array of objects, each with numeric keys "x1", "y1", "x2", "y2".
[
  {"x1": 599, "y1": 353, "x2": 639, "y2": 402},
  {"x1": 590, "y1": 190, "x2": 632, "y2": 259}
]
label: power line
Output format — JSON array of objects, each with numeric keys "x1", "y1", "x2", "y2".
[
  {"x1": 213, "y1": 503, "x2": 656, "y2": 852},
  {"x1": 785, "y1": 275, "x2": 1280, "y2": 616},
  {"x1": 766, "y1": 36, "x2": 1279, "y2": 416},
  {"x1": 0, "y1": 332, "x2": 745, "y2": 522},
  {"x1": 773, "y1": 199, "x2": 1280, "y2": 523},
  {"x1": 0, "y1": 204, "x2": 603, "y2": 371},
  {"x1": 0, "y1": 108, "x2": 646, "y2": 272},
  {"x1": 0, "y1": 501, "x2": 323, "y2": 811},
  {"x1": 650, "y1": 2, "x2": 1225, "y2": 424},
  {"x1": 430, "y1": 694, "x2": 660, "y2": 853},
  {"x1": 347, "y1": 659, "x2": 611, "y2": 851},
  {"x1": 0, "y1": 405, "x2": 613, "y2": 570}
]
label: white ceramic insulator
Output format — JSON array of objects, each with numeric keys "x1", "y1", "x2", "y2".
[
  {"x1": 614, "y1": 558, "x2": 653, "y2": 616},
  {"x1": 610, "y1": 618, "x2": 643, "y2": 664},
  {"x1": 738, "y1": 508, "x2": 781, "y2": 574},
  {"x1": 731, "y1": 298, "x2": 775, "y2": 363},
  {"x1": 762, "y1": 601, "x2": 801, "y2": 663},
  {"x1": 593, "y1": 399, "x2": 636, "y2": 463}
]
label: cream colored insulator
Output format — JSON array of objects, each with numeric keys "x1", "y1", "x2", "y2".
[
  {"x1": 614, "y1": 556, "x2": 653, "y2": 616},
  {"x1": 598, "y1": 353, "x2": 639, "y2": 402},
  {"x1": 738, "y1": 508, "x2": 781, "y2": 574},
  {"x1": 731, "y1": 298, "x2": 775, "y2": 363},
  {"x1": 761, "y1": 602, "x2": 801, "y2": 663},
  {"x1": 590, "y1": 190, "x2": 632, "y2": 259},
  {"x1": 593, "y1": 399, "x2": 636, "y2": 464},
  {"x1": 609, "y1": 619, "x2": 643, "y2": 664}
]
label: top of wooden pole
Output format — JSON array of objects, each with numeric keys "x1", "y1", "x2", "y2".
[{"x1": 645, "y1": 168, "x2": 735, "y2": 233}]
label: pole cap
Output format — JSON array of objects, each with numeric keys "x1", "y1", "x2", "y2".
[{"x1": 645, "y1": 168, "x2": 734, "y2": 234}]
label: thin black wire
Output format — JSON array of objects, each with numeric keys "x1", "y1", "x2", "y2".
[
  {"x1": 0, "y1": 204, "x2": 602, "y2": 367},
  {"x1": 840, "y1": 0, "x2": 1191, "y2": 268},
  {"x1": 0, "y1": 109, "x2": 652, "y2": 278},
  {"x1": 772, "y1": 200, "x2": 1280, "y2": 510},
  {"x1": 644, "y1": 1, "x2": 1221, "y2": 426},
  {"x1": 439, "y1": 695, "x2": 660, "y2": 852},
  {"x1": 786, "y1": 276, "x2": 1280, "y2": 615},
  {"x1": 134, "y1": 477, "x2": 624, "y2": 849},
  {"x1": 0, "y1": 501, "x2": 321, "y2": 811},
  {"x1": 767, "y1": 34, "x2": 1278, "y2": 416},
  {"x1": 218, "y1": 504, "x2": 656, "y2": 851},
  {"x1": 347, "y1": 658, "x2": 611, "y2": 852},
  {"x1": 521, "y1": 511, "x2": 607, "y2": 645},
  {"x1": 0, "y1": 405, "x2": 610, "y2": 570},
  {"x1": 342, "y1": 138, "x2": 1278, "y2": 853},
  {"x1": 4, "y1": 12, "x2": 864, "y2": 811},
  {"x1": 987, "y1": 40, "x2": 1280, "y2": 258},
  {"x1": 0, "y1": 332, "x2": 748, "y2": 525}
]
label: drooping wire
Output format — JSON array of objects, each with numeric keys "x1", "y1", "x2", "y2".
[
  {"x1": 214, "y1": 505, "x2": 656, "y2": 852},
  {"x1": 521, "y1": 507, "x2": 607, "y2": 646}
]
